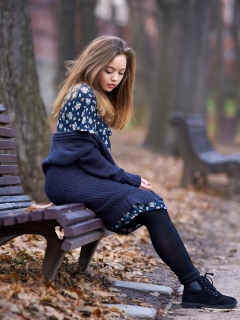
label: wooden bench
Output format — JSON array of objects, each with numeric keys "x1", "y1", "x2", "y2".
[
  {"x1": 169, "y1": 111, "x2": 240, "y2": 192},
  {"x1": 0, "y1": 104, "x2": 111, "y2": 281}
]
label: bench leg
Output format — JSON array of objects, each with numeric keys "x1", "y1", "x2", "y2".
[
  {"x1": 182, "y1": 165, "x2": 208, "y2": 188},
  {"x1": 79, "y1": 240, "x2": 100, "y2": 271},
  {"x1": 0, "y1": 221, "x2": 66, "y2": 282},
  {"x1": 0, "y1": 235, "x2": 17, "y2": 246},
  {"x1": 41, "y1": 233, "x2": 66, "y2": 282},
  {"x1": 181, "y1": 164, "x2": 193, "y2": 187},
  {"x1": 227, "y1": 176, "x2": 239, "y2": 196}
]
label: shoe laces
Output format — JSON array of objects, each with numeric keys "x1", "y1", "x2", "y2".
[{"x1": 200, "y1": 272, "x2": 220, "y2": 297}]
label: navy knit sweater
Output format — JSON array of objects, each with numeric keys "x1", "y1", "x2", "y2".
[{"x1": 42, "y1": 130, "x2": 160, "y2": 229}]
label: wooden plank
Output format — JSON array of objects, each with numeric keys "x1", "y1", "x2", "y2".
[
  {"x1": 0, "y1": 186, "x2": 24, "y2": 196},
  {"x1": 0, "y1": 165, "x2": 18, "y2": 174},
  {"x1": 0, "y1": 176, "x2": 21, "y2": 186},
  {"x1": 44, "y1": 203, "x2": 85, "y2": 220},
  {"x1": 0, "y1": 127, "x2": 15, "y2": 138},
  {"x1": 0, "y1": 208, "x2": 25, "y2": 226},
  {"x1": 6, "y1": 208, "x2": 37, "y2": 226},
  {"x1": 57, "y1": 209, "x2": 96, "y2": 227},
  {"x1": 0, "y1": 115, "x2": 11, "y2": 125},
  {"x1": 0, "y1": 195, "x2": 31, "y2": 203},
  {"x1": 0, "y1": 154, "x2": 17, "y2": 163},
  {"x1": 0, "y1": 202, "x2": 32, "y2": 211},
  {"x1": 16, "y1": 212, "x2": 31, "y2": 224},
  {"x1": 0, "y1": 105, "x2": 6, "y2": 114},
  {"x1": 0, "y1": 140, "x2": 15, "y2": 150},
  {"x1": 64, "y1": 218, "x2": 104, "y2": 237},
  {"x1": 3, "y1": 211, "x2": 27, "y2": 226},
  {"x1": 61, "y1": 229, "x2": 111, "y2": 251},
  {"x1": 0, "y1": 208, "x2": 25, "y2": 215},
  {"x1": 0, "y1": 206, "x2": 39, "y2": 226},
  {"x1": 0, "y1": 208, "x2": 52, "y2": 227},
  {"x1": 29, "y1": 210, "x2": 44, "y2": 222}
]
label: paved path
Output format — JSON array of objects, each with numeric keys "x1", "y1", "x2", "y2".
[{"x1": 165, "y1": 199, "x2": 240, "y2": 320}]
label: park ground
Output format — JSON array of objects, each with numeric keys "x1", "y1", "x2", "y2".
[{"x1": 0, "y1": 127, "x2": 240, "y2": 319}]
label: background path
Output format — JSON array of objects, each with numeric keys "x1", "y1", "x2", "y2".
[
  {"x1": 168, "y1": 199, "x2": 240, "y2": 320},
  {"x1": 110, "y1": 128, "x2": 240, "y2": 320}
]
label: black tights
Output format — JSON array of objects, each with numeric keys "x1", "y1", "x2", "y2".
[{"x1": 126, "y1": 209, "x2": 200, "y2": 284}]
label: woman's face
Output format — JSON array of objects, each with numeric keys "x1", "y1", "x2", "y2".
[{"x1": 99, "y1": 54, "x2": 127, "y2": 92}]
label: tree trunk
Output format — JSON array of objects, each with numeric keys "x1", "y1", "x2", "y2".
[
  {"x1": 78, "y1": 0, "x2": 97, "y2": 50},
  {"x1": 144, "y1": 2, "x2": 175, "y2": 152},
  {"x1": 56, "y1": 0, "x2": 77, "y2": 87},
  {"x1": 144, "y1": 0, "x2": 212, "y2": 153},
  {"x1": 234, "y1": 0, "x2": 240, "y2": 109},
  {"x1": 231, "y1": 0, "x2": 240, "y2": 139},
  {"x1": 128, "y1": 0, "x2": 158, "y2": 125},
  {"x1": 0, "y1": 0, "x2": 51, "y2": 202},
  {"x1": 213, "y1": 0, "x2": 226, "y2": 144}
]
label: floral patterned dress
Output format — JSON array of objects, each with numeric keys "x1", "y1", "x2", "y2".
[{"x1": 57, "y1": 83, "x2": 167, "y2": 234}]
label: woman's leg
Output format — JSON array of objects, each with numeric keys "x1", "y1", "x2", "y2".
[
  {"x1": 126, "y1": 209, "x2": 199, "y2": 283},
  {"x1": 126, "y1": 209, "x2": 237, "y2": 309}
]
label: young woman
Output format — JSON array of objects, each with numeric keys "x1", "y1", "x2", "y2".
[{"x1": 42, "y1": 36, "x2": 237, "y2": 309}]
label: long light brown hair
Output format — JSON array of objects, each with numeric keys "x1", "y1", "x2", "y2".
[{"x1": 53, "y1": 36, "x2": 136, "y2": 129}]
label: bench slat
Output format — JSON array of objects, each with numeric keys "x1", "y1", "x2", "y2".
[
  {"x1": 61, "y1": 229, "x2": 111, "y2": 251},
  {"x1": 2, "y1": 207, "x2": 39, "y2": 226},
  {"x1": 57, "y1": 209, "x2": 96, "y2": 227},
  {"x1": 28, "y1": 210, "x2": 44, "y2": 222},
  {"x1": 0, "y1": 140, "x2": 15, "y2": 150},
  {"x1": 0, "y1": 176, "x2": 21, "y2": 186},
  {"x1": 0, "y1": 154, "x2": 17, "y2": 163},
  {"x1": 3, "y1": 212, "x2": 26, "y2": 226},
  {"x1": 0, "y1": 208, "x2": 26, "y2": 226},
  {"x1": 64, "y1": 218, "x2": 104, "y2": 237},
  {"x1": 16, "y1": 211, "x2": 30, "y2": 224},
  {"x1": 0, "y1": 105, "x2": 6, "y2": 114},
  {"x1": 0, "y1": 165, "x2": 18, "y2": 174},
  {"x1": 3, "y1": 210, "x2": 43, "y2": 225},
  {"x1": 0, "y1": 195, "x2": 31, "y2": 203},
  {"x1": 0, "y1": 186, "x2": 24, "y2": 196},
  {"x1": 0, "y1": 208, "x2": 27, "y2": 216},
  {"x1": 44, "y1": 203, "x2": 85, "y2": 220},
  {"x1": 0, "y1": 206, "x2": 43, "y2": 226},
  {"x1": 0, "y1": 127, "x2": 15, "y2": 138},
  {"x1": 0, "y1": 201, "x2": 32, "y2": 212},
  {"x1": 0, "y1": 114, "x2": 11, "y2": 125}
]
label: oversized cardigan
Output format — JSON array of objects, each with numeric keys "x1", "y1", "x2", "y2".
[{"x1": 42, "y1": 130, "x2": 161, "y2": 229}]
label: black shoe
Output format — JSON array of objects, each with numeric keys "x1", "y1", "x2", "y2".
[{"x1": 182, "y1": 272, "x2": 237, "y2": 309}]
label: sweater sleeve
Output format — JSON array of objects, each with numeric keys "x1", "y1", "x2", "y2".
[{"x1": 76, "y1": 135, "x2": 141, "y2": 187}]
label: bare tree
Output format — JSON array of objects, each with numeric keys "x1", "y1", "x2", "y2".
[
  {"x1": 233, "y1": 0, "x2": 240, "y2": 111},
  {"x1": 56, "y1": 0, "x2": 77, "y2": 87},
  {"x1": 56, "y1": 0, "x2": 97, "y2": 87},
  {"x1": 229, "y1": 0, "x2": 240, "y2": 142},
  {"x1": 78, "y1": 0, "x2": 97, "y2": 50},
  {"x1": 0, "y1": 0, "x2": 51, "y2": 202},
  {"x1": 144, "y1": 0, "x2": 212, "y2": 153},
  {"x1": 212, "y1": 0, "x2": 225, "y2": 143},
  {"x1": 128, "y1": 0, "x2": 158, "y2": 124}
]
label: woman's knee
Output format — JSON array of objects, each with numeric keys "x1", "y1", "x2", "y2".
[{"x1": 137, "y1": 209, "x2": 169, "y2": 226}]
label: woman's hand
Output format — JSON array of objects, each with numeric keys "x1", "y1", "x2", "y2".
[{"x1": 140, "y1": 178, "x2": 152, "y2": 190}]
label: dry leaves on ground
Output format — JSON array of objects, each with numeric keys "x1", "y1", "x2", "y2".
[{"x1": 0, "y1": 127, "x2": 238, "y2": 319}]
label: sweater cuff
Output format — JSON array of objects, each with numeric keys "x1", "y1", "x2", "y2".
[{"x1": 125, "y1": 173, "x2": 141, "y2": 187}]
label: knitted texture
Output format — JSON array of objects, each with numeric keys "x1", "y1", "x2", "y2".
[{"x1": 42, "y1": 131, "x2": 161, "y2": 228}]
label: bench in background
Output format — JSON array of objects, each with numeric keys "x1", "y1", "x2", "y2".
[
  {"x1": 169, "y1": 111, "x2": 240, "y2": 193},
  {"x1": 0, "y1": 104, "x2": 111, "y2": 281}
]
